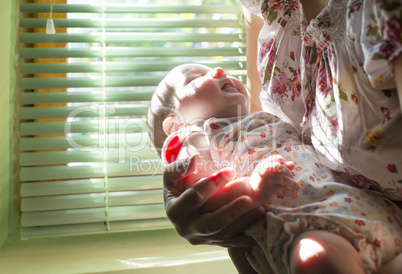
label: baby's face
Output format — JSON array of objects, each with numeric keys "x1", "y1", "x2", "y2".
[{"x1": 170, "y1": 64, "x2": 250, "y2": 124}]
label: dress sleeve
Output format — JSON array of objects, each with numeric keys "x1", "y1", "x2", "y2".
[
  {"x1": 361, "y1": 0, "x2": 402, "y2": 89},
  {"x1": 239, "y1": 0, "x2": 262, "y2": 16}
]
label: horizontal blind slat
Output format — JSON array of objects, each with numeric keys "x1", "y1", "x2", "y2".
[
  {"x1": 19, "y1": 104, "x2": 149, "y2": 119},
  {"x1": 20, "y1": 147, "x2": 158, "y2": 166},
  {"x1": 20, "y1": 160, "x2": 163, "y2": 181},
  {"x1": 20, "y1": 47, "x2": 245, "y2": 59},
  {"x1": 20, "y1": 18, "x2": 241, "y2": 28},
  {"x1": 20, "y1": 119, "x2": 147, "y2": 135},
  {"x1": 20, "y1": 61, "x2": 246, "y2": 74},
  {"x1": 20, "y1": 133, "x2": 150, "y2": 151},
  {"x1": 21, "y1": 121, "x2": 94, "y2": 135},
  {"x1": 20, "y1": 33, "x2": 245, "y2": 44},
  {"x1": 20, "y1": 74, "x2": 244, "y2": 89},
  {"x1": 20, "y1": 91, "x2": 153, "y2": 104},
  {"x1": 21, "y1": 204, "x2": 166, "y2": 227},
  {"x1": 20, "y1": 4, "x2": 241, "y2": 14},
  {"x1": 20, "y1": 218, "x2": 172, "y2": 239},
  {"x1": 21, "y1": 190, "x2": 163, "y2": 211},
  {"x1": 20, "y1": 175, "x2": 163, "y2": 197},
  {"x1": 20, "y1": 76, "x2": 164, "y2": 89}
]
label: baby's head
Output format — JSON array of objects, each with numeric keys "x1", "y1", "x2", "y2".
[{"x1": 147, "y1": 63, "x2": 250, "y2": 155}]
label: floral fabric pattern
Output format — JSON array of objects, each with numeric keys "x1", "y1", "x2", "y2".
[
  {"x1": 201, "y1": 112, "x2": 402, "y2": 274},
  {"x1": 240, "y1": 0, "x2": 402, "y2": 201}
]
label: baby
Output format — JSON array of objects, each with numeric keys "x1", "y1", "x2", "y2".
[{"x1": 147, "y1": 64, "x2": 402, "y2": 273}]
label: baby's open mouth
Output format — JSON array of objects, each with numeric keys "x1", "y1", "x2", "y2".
[{"x1": 221, "y1": 79, "x2": 235, "y2": 91}]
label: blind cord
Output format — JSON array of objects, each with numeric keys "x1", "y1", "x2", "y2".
[
  {"x1": 101, "y1": 0, "x2": 111, "y2": 234},
  {"x1": 46, "y1": 0, "x2": 56, "y2": 34}
]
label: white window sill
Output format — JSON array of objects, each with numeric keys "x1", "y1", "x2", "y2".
[{"x1": 0, "y1": 228, "x2": 236, "y2": 273}]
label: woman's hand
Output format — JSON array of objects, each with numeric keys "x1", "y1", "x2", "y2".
[{"x1": 163, "y1": 155, "x2": 265, "y2": 248}]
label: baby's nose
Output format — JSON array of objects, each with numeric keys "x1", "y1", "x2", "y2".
[{"x1": 211, "y1": 67, "x2": 227, "y2": 79}]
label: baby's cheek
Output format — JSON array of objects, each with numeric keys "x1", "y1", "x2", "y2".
[{"x1": 198, "y1": 80, "x2": 218, "y2": 95}]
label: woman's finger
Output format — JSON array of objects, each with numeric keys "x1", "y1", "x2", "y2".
[
  {"x1": 163, "y1": 155, "x2": 199, "y2": 186},
  {"x1": 165, "y1": 168, "x2": 235, "y2": 226},
  {"x1": 190, "y1": 196, "x2": 259, "y2": 236},
  {"x1": 215, "y1": 234, "x2": 257, "y2": 249},
  {"x1": 211, "y1": 205, "x2": 265, "y2": 244},
  {"x1": 171, "y1": 169, "x2": 235, "y2": 216},
  {"x1": 163, "y1": 155, "x2": 200, "y2": 204},
  {"x1": 183, "y1": 204, "x2": 265, "y2": 247}
]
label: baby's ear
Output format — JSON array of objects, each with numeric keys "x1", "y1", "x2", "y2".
[{"x1": 162, "y1": 115, "x2": 180, "y2": 136}]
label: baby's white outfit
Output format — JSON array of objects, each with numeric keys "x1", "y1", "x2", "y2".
[{"x1": 162, "y1": 111, "x2": 402, "y2": 273}]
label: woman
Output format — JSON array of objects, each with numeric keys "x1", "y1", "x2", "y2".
[{"x1": 163, "y1": 0, "x2": 402, "y2": 272}]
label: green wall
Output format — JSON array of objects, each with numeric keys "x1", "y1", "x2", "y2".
[{"x1": 0, "y1": 0, "x2": 17, "y2": 249}]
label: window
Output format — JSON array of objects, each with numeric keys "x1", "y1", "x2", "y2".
[{"x1": 19, "y1": 0, "x2": 246, "y2": 239}]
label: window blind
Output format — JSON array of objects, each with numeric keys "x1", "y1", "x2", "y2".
[{"x1": 19, "y1": 1, "x2": 246, "y2": 239}]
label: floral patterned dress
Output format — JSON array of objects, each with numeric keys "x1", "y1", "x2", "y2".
[{"x1": 240, "y1": 0, "x2": 402, "y2": 201}]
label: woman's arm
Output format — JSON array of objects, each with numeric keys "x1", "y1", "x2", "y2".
[
  {"x1": 243, "y1": 6, "x2": 264, "y2": 113},
  {"x1": 392, "y1": 54, "x2": 402, "y2": 209},
  {"x1": 228, "y1": 247, "x2": 258, "y2": 274},
  {"x1": 394, "y1": 53, "x2": 402, "y2": 114}
]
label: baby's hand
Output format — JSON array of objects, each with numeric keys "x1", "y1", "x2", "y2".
[{"x1": 250, "y1": 155, "x2": 300, "y2": 201}]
